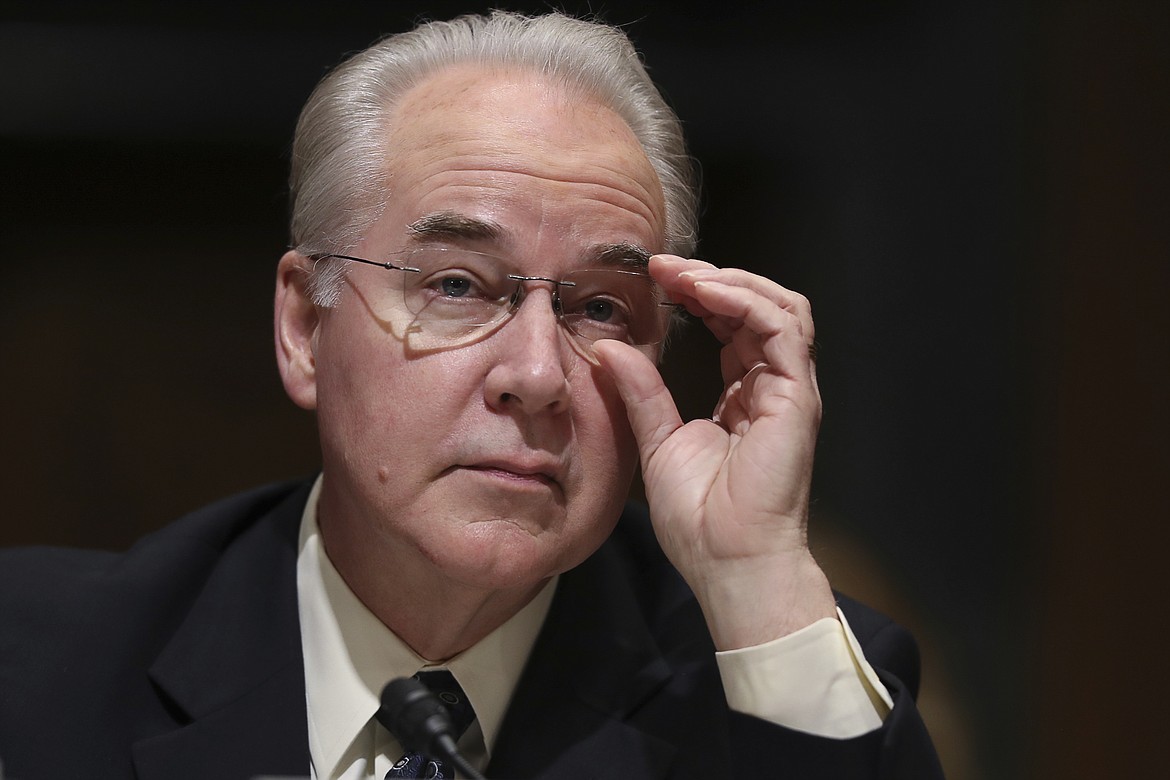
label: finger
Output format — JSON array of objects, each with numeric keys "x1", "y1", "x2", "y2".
[
  {"x1": 650, "y1": 257, "x2": 743, "y2": 345},
  {"x1": 703, "y1": 314, "x2": 738, "y2": 345},
  {"x1": 690, "y1": 280, "x2": 813, "y2": 383},
  {"x1": 650, "y1": 259, "x2": 738, "y2": 345},
  {"x1": 649, "y1": 255, "x2": 721, "y2": 320},
  {"x1": 591, "y1": 339, "x2": 684, "y2": 465},
  {"x1": 679, "y1": 268, "x2": 815, "y2": 347},
  {"x1": 649, "y1": 253, "x2": 718, "y2": 285},
  {"x1": 655, "y1": 259, "x2": 811, "y2": 339},
  {"x1": 651, "y1": 258, "x2": 816, "y2": 358},
  {"x1": 720, "y1": 342, "x2": 745, "y2": 387}
]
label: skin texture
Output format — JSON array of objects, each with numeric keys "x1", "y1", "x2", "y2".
[{"x1": 275, "y1": 66, "x2": 835, "y2": 661}]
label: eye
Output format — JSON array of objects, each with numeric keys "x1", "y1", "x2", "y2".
[
  {"x1": 418, "y1": 269, "x2": 488, "y2": 301},
  {"x1": 563, "y1": 292, "x2": 634, "y2": 342},
  {"x1": 582, "y1": 297, "x2": 619, "y2": 323},
  {"x1": 439, "y1": 275, "x2": 472, "y2": 298}
]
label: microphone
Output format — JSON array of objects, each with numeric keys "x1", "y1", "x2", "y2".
[{"x1": 378, "y1": 677, "x2": 487, "y2": 780}]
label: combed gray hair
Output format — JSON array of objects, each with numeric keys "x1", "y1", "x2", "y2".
[{"x1": 289, "y1": 10, "x2": 698, "y2": 305}]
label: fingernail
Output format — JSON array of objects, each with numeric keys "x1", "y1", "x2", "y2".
[{"x1": 679, "y1": 269, "x2": 719, "y2": 279}]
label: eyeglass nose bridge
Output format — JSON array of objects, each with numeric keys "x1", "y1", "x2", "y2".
[{"x1": 504, "y1": 273, "x2": 577, "y2": 320}]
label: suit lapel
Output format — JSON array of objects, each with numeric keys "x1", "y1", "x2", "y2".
[
  {"x1": 128, "y1": 488, "x2": 683, "y2": 779},
  {"x1": 132, "y1": 483, "x2": 312, "y2": 780},
  {"x1": 487, "y1": 533, "x2": 678, "y2": 780}
]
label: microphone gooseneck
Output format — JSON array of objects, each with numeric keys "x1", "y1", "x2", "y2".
[{"x1": 378, "y1": 677, "x2": 487, "y2": 780}]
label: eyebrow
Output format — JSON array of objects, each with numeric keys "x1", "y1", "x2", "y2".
[
  {"x1": 592, "y1": 242, "x2": 653, "y2": 270},
  {"x1": 407, "y1": 212, "x2": 504, "y2": 243},
  {"x1": 407, "y1": 212, "x2": 652, "y2": 270}
]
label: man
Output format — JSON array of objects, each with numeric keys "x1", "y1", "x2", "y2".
[{"x1": 0, "y1": 11, "x2": 942, "y2": 779}]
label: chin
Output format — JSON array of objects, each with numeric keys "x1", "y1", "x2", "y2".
[{"x1": 431, "y1": 516, "x2": 603, "y2": 591}]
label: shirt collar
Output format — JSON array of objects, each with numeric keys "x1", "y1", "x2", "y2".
[{"x1": 296, "y1": 475, "x2": 555, "y2": 779}]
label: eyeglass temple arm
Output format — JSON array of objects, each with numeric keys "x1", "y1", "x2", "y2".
[{"x1": 316, "y1": 253, "x2": 421, "y2": 274}]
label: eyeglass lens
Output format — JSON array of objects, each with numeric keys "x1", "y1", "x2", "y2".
[{"x1": 357, "y1": 247, "x2": 672, "y2": 352}]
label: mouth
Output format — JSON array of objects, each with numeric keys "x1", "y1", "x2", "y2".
[{"x1": 455, "y1": 460, "x2": 562, "y2": 491}]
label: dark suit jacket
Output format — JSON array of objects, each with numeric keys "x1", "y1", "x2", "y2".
[{"x1": 0, "y1": 480, "x2": 943, "y2": 779}]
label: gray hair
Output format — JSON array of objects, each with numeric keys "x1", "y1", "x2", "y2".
[{"x1": 289, "y1": 10, "x2": 698, "y2": 305}]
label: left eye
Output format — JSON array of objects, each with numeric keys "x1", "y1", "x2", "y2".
[
  {"x1": 439, "y1": 276, "x2": 472, "y2": 297},
  {"x1": 582, "y1": 298, "x2": 616, "y2": 322}
]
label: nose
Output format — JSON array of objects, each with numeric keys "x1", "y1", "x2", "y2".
[{"x1": 483, "y1": 285, "x2": 572, "y2": 415}]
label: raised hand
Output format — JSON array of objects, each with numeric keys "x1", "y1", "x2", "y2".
[{"x1": 593, "y1": 255, "x2": 837, "y2": 650}]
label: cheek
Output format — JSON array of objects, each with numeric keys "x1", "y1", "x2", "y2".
[
  {"x1": 315, "y1": 314, "x2": 492, "y2": 463},
  {"x1": 313, "y1": 318, "x2": 429, "y2": 463},
  {"x1": 576, "y1": 364, "x2": 640, "y2": 489}
]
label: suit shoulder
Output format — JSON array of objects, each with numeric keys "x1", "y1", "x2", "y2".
[
  {"x1": 0, "y1": 479, "x2": 310, "y2": 625},
  {"x1": 127, "y1": 478, "x2": 311, "y2": 554}
]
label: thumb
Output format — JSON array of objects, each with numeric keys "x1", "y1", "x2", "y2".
[{"x1": 591, "y1": 340, "x2": 683, "y2": 465}]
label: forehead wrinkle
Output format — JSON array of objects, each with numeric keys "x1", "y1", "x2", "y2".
[
  {"x1": 381, "y1": 68, "x2": 667, "y2": 262},
  {"x1": 385, "y1": 88, "x2": 665, "y2": 241},
  {"x1": 490, "y1": 152, "x2": 660, "y2": 216},
  {"x1": 400, "y1": 166, "x2": 663, "y2": 261},
  {"x1": 414, "y1": 161, "x2": 662, "y2": 243},
  {"x1": 411, "y1": 151, "x2": 658, "y2": 207}
]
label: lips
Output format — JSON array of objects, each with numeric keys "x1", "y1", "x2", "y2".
[{"x1": 456, "y1": 458, "x2": 563, "y2": 490}]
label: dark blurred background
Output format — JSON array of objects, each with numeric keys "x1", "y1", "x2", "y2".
[{"x1": 2, "y1": 1, "x2": 1166, "y2": 778}]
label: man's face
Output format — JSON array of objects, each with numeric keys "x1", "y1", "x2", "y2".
[{"x1": 295, "y1": 67, "x2": 666, "y2": 593}]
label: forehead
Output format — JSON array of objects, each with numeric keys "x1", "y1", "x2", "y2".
[{"x1": 375, "y1": 65, "x2": 666, "y2": 255}]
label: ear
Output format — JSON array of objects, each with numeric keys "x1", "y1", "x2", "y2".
[{"x1": 275, "y1": 250, "x2": 320, "y2": 410}]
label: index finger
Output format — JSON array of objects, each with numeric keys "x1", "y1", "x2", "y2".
[{"x1": 650, "y1": 255, "x2": 816, "y2": 349}]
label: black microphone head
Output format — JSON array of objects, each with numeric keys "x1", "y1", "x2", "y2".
[{"x1": 377, "y1": 676, "x2": 455, "y2": 755}]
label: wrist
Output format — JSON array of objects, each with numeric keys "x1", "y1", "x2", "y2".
[{"x1": 693, "y1": 550, "x2": 837, "y2": 651}]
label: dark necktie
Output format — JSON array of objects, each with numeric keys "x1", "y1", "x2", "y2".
[{"x1": 381, "y1": 669, "x2": 477, "y2": 779}]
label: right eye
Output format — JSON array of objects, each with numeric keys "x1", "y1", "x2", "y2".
[
  {"x1": 408, "y1": 267, "x2": 509, "y2": 322},
  {"x1": 403, "y1": 248, "x2": 512, "y2": 323},
  {"x1": 419, "y1": 270, "x2": 487, "y2": 301}
]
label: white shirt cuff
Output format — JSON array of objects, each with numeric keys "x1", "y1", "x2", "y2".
[{"x1": 714, "y1": 606, "x2": 895, "y2": 738}]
